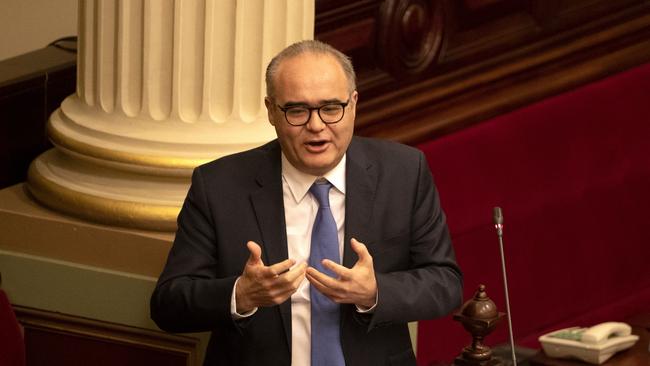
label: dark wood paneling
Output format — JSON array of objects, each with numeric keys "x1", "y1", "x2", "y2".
[
  {"x1": 316, "y1": 0, "x2": 650, "y2": 144},
  {"x1": 0, "y1": 45, "x2": 76, "y2": 188},
  {"x1": 15, "y1": 306, "x2": 199, "y2": 366}
]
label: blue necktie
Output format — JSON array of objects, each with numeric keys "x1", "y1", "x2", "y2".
[{"x1": 309, "y1": 181, "x2": 345, "y2": 366}]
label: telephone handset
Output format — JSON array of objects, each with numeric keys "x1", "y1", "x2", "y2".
[
  {"x1": 580, "y1": 322, "x2": 632, "y2": 344},
  {"x1": 539, "y1": 322, "x2": 639, "y2": 364}
]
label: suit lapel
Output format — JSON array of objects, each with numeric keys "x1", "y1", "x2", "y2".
[
  {"x1": 249, "y1": 141, "x2": 292, "y2": 353},
  {"x1": 250, "y1": 142, "x2": 288, "y2": 266},
  {"x1": 343, "y1": 138, "x2": 377, "y2": 268},
  {"x1": 341, "y1": 138, "x2": 377, "y2": 333}
]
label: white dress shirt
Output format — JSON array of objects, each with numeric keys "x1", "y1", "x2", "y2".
[
  {"x1": 281, "y1": 153, "x2": 346, "y2": 366},
  {"x1": 230, "y1": 153, "x2": 374, "y2": 365}
]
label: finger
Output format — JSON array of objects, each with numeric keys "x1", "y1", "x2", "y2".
[
  {"x1": 246, "y1": 241, "x2": 264, "y2": 266},
  {"x1": 289, "y1": 264, "x2": 307, "y2": 289},
  {"x1": 272, "y1": 266, "x2": 307, "y2": 299},
  {"x1": 306, "y1": 271, "x2": 338, "y2": 299},
  {"x1": 351, "y1": 238, "x2": 372, "y2": 263},
  {"x1": 307, "y1": 267, "x2": 342, "y2": 290},
  {"x1": 321, "y1": 259, "x2": 352, "y2": 278},
  {"x1": 283, "y1": 262, "x2": 308, "y2": 282},
  {"x1": 267, "y1": 258, "x2": 297, "y2": 277}
]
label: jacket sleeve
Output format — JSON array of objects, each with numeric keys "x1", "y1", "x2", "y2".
[{"x1": 150, "y1": 167, "x2": 241, "y2": 334}]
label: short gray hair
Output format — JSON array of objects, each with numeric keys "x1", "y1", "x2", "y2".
[{"x1": 265, "y1": 40, "x2": 356, "y2": 98}]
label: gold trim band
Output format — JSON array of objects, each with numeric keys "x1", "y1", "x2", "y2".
[{"x1": 27, "y1": 161, "x2": 180, "y2": 232}]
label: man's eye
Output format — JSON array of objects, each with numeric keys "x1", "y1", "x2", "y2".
[
  {"x1": 286, "y1": 108, "x2": 308, "y2": 116},
  {"x1": 321, "y1": 105, "x2": 342, "y2": 114}
]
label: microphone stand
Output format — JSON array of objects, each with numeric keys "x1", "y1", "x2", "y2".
[{"x1": 494, "y1": 207, "x2": 517, "y2": 366}]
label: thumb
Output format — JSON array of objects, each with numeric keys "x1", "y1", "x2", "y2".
[
  {"x1": 351, "y1": 238, "x2": 372, "y2": 263},
  {"x1": 246, "y1": 241, "x2": 264, "y2": 266}
]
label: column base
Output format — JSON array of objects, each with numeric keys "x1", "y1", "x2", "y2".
[{"x1": 27, "y1": 149, "x2": 187, "y2": 231}]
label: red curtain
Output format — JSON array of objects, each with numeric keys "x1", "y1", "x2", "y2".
[{"x1": 416, "y1": 62, "x2": 650, "y2": 364}]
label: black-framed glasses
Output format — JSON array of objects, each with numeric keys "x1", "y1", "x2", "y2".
[{"x1": 276, "y1": 99, "x2": 350, "y2": 126}]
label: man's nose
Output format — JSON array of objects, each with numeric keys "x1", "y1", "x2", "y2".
[{"x1": 305, "y1": 109, "x2": 325, "y2": 130}]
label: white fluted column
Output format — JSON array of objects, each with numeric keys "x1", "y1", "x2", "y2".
[{"x1": 27, "y1": 0, "x2": 315, "y2": 231}]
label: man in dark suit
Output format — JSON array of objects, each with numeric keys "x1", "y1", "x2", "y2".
[{"x1": 151, "y1": 40, "x2": 462, "y2": 366}]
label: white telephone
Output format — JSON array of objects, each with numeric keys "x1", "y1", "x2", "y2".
[{"x1": 538, "y1": 322, "x2": 639, "y2": 364}]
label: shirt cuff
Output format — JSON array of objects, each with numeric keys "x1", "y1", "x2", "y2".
[
  {"x1": 355, "y1": 290, "x2": 378, "y2": 313},
  {"x1": 231, "y1": 276, "x2": 258, "y2": 319}
]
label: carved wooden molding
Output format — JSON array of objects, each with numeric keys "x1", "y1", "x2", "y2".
[
  {"x1": 316, "y1": 0, "x2": 650, "y2": 144},
  {"x1": 377, "y1": 0, "x2": 444, "y2": 76},
  {"x1": 14, "y1": 305, "x2": 199, "y2": 366}
]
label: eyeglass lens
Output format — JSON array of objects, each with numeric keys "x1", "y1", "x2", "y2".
[{"x1": 285, "y1": 104, "x2": 345, "y2": 125}]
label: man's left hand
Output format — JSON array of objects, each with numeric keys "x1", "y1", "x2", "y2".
[{"x1": 306, "y1": 238, "x2": 377, "y2": 309}]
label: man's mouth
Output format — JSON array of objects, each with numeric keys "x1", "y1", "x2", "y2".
[
  {"x1": 305, "y1": 140, "x2": 330, "y2": 152},
  {"x1": 306, "y1": 140, "x2": 327, "y2": 147}
]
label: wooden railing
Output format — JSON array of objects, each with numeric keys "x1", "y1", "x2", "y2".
[
  {"x1": 15, "y1": 306, "x2": 200, "y2": 366},
  {"x1": 315, "y1": 0, "x2": 650, "y2": 144}
]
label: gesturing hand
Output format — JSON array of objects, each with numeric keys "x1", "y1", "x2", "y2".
[
  {"x1": 306, "y1": 238, "x2": 378, "y2": 309},
  {"x1": 235, "y1": 241, "x2": 307, "y2": 313}
]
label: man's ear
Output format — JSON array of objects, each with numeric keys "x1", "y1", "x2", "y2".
[
  {"x1": 264, "y1": 97, "x2": 275, "y2": 126},
  {"x1": 350, "y1": 90, "x2": 359, "y2": 115}
]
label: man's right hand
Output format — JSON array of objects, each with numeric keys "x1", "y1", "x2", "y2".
[{"x1": 235, "y1": 241, "x2": 307, "y2": 314}]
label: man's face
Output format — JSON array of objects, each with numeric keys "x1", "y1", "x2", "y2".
[{"x1": 265, "y1": 52, "x2": 357, "y2": 176}]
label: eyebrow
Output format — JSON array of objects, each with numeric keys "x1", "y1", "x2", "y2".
[{"x1": 280, "y1": 98, "x2": 346, "y2": 107}]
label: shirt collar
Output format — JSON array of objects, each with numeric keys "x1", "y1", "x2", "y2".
[{"x1": 281, "y1": 153, "x2": 346, "y2": 204}]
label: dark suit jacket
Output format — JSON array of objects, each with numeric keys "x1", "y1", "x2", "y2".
[{"x1": 151, "y1": 136, "x2": 463, "y2": 366}]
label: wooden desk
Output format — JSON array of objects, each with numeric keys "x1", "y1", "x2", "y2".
[{"x1": 530, "y1": 314, "x2": 650, "y2": 366}]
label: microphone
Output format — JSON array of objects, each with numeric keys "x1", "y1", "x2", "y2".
[
  {"x1": 493, "y1": 207, "x2": 517, "y2": 366},
  {"x1": 493, "y1": 207, "x2": 503, "y2": 236}
]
